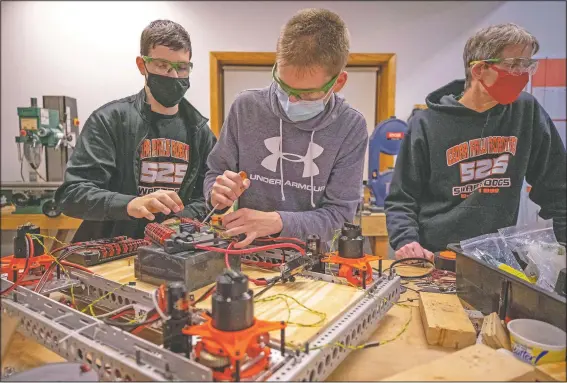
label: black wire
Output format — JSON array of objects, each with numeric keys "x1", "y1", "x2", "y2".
[
  {"x1": 389, "y1": 257, "x2": 435, "y2": 280},
  {"x1": 102, "y1": 309, "x2": 159, "y2": 330},
  {"x1": 194, "y1": 284, "x2": 216, "y2": 305},
  {"x1": 254, "y1": 278, "x2": 280, "y2": 299},
  {"x1": 401, "y1": 285, "x2": 421, "y2": 294}
]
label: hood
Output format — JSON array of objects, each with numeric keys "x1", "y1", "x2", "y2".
[
  {"x1": 267, "y1": 81, "x2": 350, "y2": 132},
  {"x1": 426, "y1": 79, "x2": 505, "y2": 116},
  {"x1": 264, "y1": 81, "x2": 354, "y2": 208}
]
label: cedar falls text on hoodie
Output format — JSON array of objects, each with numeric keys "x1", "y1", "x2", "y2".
[
  {"x1": 385, "y1": 79, "x2": 567, "y2": 252},
  {"x1": 204, "y1": 82, "x2": 369, "y2": 243}
]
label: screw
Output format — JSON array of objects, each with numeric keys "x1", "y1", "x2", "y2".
[{"x1": 3, "y1": 367, "x2": 15, "y2": 378}]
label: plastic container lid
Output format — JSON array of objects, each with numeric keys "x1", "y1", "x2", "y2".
[{"x1": 508, "y1": 319, "x2": 566, "y2": 349}]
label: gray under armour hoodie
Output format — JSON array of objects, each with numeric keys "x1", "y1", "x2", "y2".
[{"x1": 203, "y1": 82, "x2": 368, "y2": 242}]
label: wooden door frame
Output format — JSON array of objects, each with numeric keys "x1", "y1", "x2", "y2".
[{"x1": 209, "y1": 52, "x2": 396, "y2": 136}]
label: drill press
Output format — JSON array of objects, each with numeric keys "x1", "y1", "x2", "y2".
[{"x1": 1, "y1": 97, "x2": 79, "y2": 216}]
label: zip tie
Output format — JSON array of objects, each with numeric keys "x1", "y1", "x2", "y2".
[
  {"x1": 52, "y1": 312, "x2": 73, "y2": 323},
  {"x1": 58, "y1": 321, "x2": 99, "y2": 344}
]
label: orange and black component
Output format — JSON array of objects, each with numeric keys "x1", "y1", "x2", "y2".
[
  {"x1": 182, "y1": 270, "x2": 286, "y2": 382},
  {"x1": 435, "y1": 250, "x2": 456, "y2": 272},
  {"x1": 321, "y1": 223, "x2": 380, "y2": 289},
  {"x1": 1, "y1": 224, "x2": 53, "y2": 285},
  {"x1": 144, "y1": 223, "x2": 176, "y2": 246},
  {"x1": 163, "y1": 282, "x2": 191, "y2": 355}
]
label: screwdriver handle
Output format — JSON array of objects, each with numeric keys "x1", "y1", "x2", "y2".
[{"x1": 201, "y1": 171, "x2": 248, "y2": 224}]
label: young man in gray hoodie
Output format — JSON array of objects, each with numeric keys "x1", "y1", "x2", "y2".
[{"x1": 203, "y1": 8, "x2": 369, "y2": 248}]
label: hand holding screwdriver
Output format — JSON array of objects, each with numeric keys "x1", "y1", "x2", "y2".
[{"x1": 204, "y1": 171, "x2": 249, "y2": 223}]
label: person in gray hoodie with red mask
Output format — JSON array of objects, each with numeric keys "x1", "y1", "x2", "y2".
[{"x1": 203, "y1": 8, "x2": 368, "y2": 248}]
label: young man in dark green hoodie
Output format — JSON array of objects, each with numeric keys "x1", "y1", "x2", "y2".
[
  {"x1": 56, "y1": 20, "x2": 216, "y2": 241},
  {"x1": 385, "y1": 23, "x2": 567, "y2": 260}
]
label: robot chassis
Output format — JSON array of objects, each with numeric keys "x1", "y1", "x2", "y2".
[{"x1": 0, "y1": 225, "x2": 402, "y2": 382}]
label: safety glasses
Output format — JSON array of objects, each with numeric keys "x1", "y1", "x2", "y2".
[
  {"x1": 272, "y1": 64, "x2": 339, "y2": 101},
  {"x1": 469, "y1": 57, "x2": 539, "y2": 76},
  {"x1": 142, "y1": 56, "x2": 193, "y2": 77}
]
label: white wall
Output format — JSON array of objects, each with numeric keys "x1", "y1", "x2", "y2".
[{"x1": 2, "y1": 1, "x2": 565, "y2": 181}]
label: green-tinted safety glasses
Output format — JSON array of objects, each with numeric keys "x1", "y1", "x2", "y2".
[
  {"x1": 142, "y1": 56, "x2": 193, "y2": 77},
  {"x1": 272, "y1": 64, "x2": 339, "y2": 100}
]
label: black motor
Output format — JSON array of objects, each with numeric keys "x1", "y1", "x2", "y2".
[
  {"x1": 307, "y1": 234, "x2": 324, "y2": 273},
  {"x1": 14, "y1": 223, "x2": 42, "y2": 259},
  {"x1": 163, "y1": 282, "x2": 190, "y2": 354},
  {"x1": 212, "y1": 270, "x2": 254, "y2": 332},
  {"x1": 338, "y1": 223, "x2": 364, "y2": 259}
]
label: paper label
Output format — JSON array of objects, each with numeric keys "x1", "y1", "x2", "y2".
[
  {"x1": 66, "y1": 106, "x2": 71, "y2": 132},
  {"x1": 40, "y1": 109, "x2": 49, "y2": 125}
]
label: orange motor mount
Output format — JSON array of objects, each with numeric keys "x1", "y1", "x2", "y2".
[
  {"x1": 1, "y1": 224, "x2": 53, "y2": 285},
  {"x1": 183, "y1": 270, "x2": 286, "y2": 382},
  {"x1": 322, "y1": 223, "x2": 380, "y2": 289}
]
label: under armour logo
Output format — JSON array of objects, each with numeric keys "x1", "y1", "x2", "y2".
[{"x1": 261, "y1": 137, "x2": 324, "y2": 178}]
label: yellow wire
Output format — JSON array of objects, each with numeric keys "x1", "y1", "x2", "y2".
[
  {"x1": 254, "y1": 293, "x2": 327, "y2": 328},
  {"x1": 28, "y1": 233, "x2": 77, "y2": 306},
  {"x1": 286, "y1": 299, "x2": 412, "y2": 352},
  {"x1": 80, "y1": 282, "x2": 130, "y2": 317}
]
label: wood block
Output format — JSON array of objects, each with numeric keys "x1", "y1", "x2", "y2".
[
  {"x1": 535, "y1": 362, "x2": 567, "y2": 382},
  {"x1": 491, "y1": 313, "x2": 511, "y2": 350},
  {"x1": 481, "y1": 312, "x2": 511, "y2": 350},
  {"x1": 419, "y1": 292, "x2": 477, "y2": 349},
  {"x1": 386, "y1": 344, "x2": 536, "y2": 381},
  {"x1": 1, "y1": 313, "x2": 19, "y2": 362}
]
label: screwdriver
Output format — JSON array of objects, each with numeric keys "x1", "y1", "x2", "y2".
[{"x1": 201, "y1": 171, "x2": 248, "y2": 224}]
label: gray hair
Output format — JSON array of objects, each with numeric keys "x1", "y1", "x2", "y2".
[{"x1": 463, "y1": 23, "x2": 540, "y2": 88}]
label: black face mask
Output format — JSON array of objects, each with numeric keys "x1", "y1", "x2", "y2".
[{"x1": 146, "y1": 72, "x2": 190, "y2": 108}]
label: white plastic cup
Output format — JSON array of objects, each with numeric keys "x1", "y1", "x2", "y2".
[{"x1": 507, "y1": 319, "x2": 566, "y2": 365}]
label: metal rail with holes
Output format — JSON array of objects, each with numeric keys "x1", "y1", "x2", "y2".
[
  {"x1": 267, "y1": 273, "x2": 402, "y2": 382},
  {"x1": 0, "y1": 278, "x2": 212, "y2": 382},
  {"x1": 1, "y1": 268, "x2": 400, "y2": 381},
  {"x1": 65, "y1": 269, "x2": 155, "y2": 312}
]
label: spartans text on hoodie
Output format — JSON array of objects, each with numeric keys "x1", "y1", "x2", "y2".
[
  {"x1": 385, "y1": 80, "x2": 567, "y2": 253},
  {"x1": 204, "y1": 82, "x2": 369, "y2": 242}
]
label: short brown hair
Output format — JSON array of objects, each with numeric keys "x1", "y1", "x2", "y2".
[
  {"x1": 463, "y1": 23, "x2": 539, "y2": 88},
  {"x1": 276, "y1": 8, "x2": 350, "y2": 76},
  {"x1": 140, "y1": 19, "x2": 192, "y2": 57}
]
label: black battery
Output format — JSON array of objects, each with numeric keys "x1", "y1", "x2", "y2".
[{"x1": 134, "y1": 244, "x2": 242, "y2": 292}]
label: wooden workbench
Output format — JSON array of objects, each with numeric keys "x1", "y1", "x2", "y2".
[
  {"x1": 1, "y1": 258, "x2": 457, "y2": 381},
  {"x1": 0, "y1": 208, "x2": 82, "y2": 251}
]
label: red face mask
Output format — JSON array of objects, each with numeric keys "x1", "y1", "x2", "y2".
[{"x1": 480, "y1": 65, "x2": 529, "y2": 105}]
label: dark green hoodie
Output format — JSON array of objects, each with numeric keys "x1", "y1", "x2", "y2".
[
  {"x1": 385, "y1": 80, "x2": 566, "y2": 252},
  {"x1": 55, "y1": 89, "x2": 216, "y2": 241}
]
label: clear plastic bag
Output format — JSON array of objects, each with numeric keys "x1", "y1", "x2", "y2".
[
  {"x1": 497, "y1": 219, "x2": 557, "y2": 254},
  {"x1": 498, "y1": 220, "x2": 564, "y2": 293},
  {"x1": 460, "y1": 233, "x2": 522, "y2": 271},
  {"x1": 516, "y1": 242, "x2": 566, "y2": 292}
]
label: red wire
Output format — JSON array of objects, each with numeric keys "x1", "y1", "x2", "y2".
[
  {"x1": 60, "y1": 261, "x2": 94, "y2": 274},
  {"x1": 224, "y1": 242, "x2": 236, "y2": 269},
  {"x1": 1, "y1": 235, "x2": 34, "y2": 296},
  {"x1": 197, "y1": 242, "x2": 305, "y2": 256},
  {"x1": 131, "y1": 312, "x2": 161, "y2": 335},
  {"x1": 110, "y1": 310, "x2": 135, "y2": 320},
  {"x1": 221, "y1": 242, "x2": 269, "y2": 286}
]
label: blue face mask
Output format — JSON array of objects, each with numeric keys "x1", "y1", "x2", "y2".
[{"x1": 275, "y1": 84, "x2": 333, "y2": 122}]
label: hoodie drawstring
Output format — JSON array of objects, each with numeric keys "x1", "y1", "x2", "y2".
[
  {"x1": 279, "y1": 119, "x2": 285, "y2": 202},
  {"x1": 309, "y1": 130, "x2": 315, "y2": 208},
  {"x1": 278, "y1": 119, "x2": 316, "y2": 208}
]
